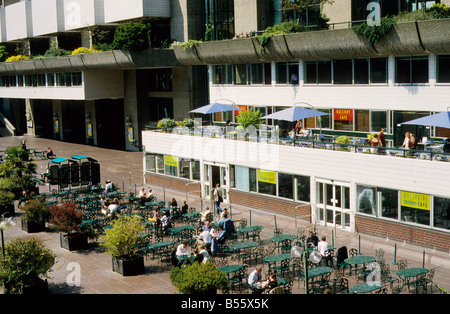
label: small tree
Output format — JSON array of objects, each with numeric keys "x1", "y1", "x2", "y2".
[
  {"x1": 100, "y1": 215, "x2": 144, "y2": 259},
  {"x1": 235, "y1": 108, "x2": 264, "y2": 130},
  {"x1": 0, "y1": 238, "x2": 56, "y2": 294},
  {"x1": 22, "y1": 197, "x2": 51, "y2": 224},
  {"x1": 0, "y1": 146, "x2": 36, "y2": 178},
  {"x1": 113, "y1": 21, "x2": 151, "y2": 51},
  {"x1": 49, "y1": 202, "x2": 83, "y2": 235}
]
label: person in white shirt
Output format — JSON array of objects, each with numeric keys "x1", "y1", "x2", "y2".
[
  {"x1": 196, "y1": 227, "x2": 212, "y2": 251},
  {"x1": 198, "y1": 244, "x2": 210, "y2": 263},
  {"x1": 138, "y1": 187, "x2": 146, "y2": 198},
  {"x1": 317, "y1": 236, "x2": 332, "y2": 267},
  {"x1": 176, "y1": 240, "x2": 191, "y2": 257}
]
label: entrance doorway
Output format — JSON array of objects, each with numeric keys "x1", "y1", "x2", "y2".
[
  {"x1": 316, "y1": 179, "x2": 351, "y2": 230},
  {"x1": 203, "y1": 163, "x2": 228, "y2": 203}
]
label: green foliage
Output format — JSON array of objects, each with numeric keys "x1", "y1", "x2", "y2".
[
  {"x1": 281, "y1": 0, "x2": 334, "y2": 13},
  {"x1": 91, "y1": 26, "x2": 115, "y2": 51},
  {"x1": 0, "y1": 176, "x2": 35, "y2": 198},
  {"x1": 175, "y1": 40, "x2": 202, "y2": 51},
  {"x1": 0, "y1": 238, "x2": 56, "y2": 294},
  {"x1": 21, "y1": 197, "x2": 51, "y2": 224},
  {"x1": 0, "y1": 146, "x2": 36, "y2": 178},
  {"x1": 428, "y1": 3, "x2": 450, "y2": 19},
  {"x1": 352, "y1": 16, "x2": 397, "y2": 44},
  {"x1": 100, "y1": 215, "x2": 144, "y2": 259},
  {"x1": 113, "y1": 21, "x2": 151, "y2": 51},
  {"x1": 44, "y1": 41, "x2": 71, "y2": 57},
  {"x1": 49, "y1": 202, "x2": 83, "y2": 234},
  {"x1": 0, "y1": 46, "x2": 8, "y2": 62},
  {"x1": 336, "y1": 135, "x2": 351, "y2": 144},
  {"x1": 157, "y1": 117, "x2": 177, "y2": 129},
  {"x1": 170, "y1": 262, "x2": 229, "y2": 294},
  {"x1": 0, "y1": 190, "x2": 15, "y2": 207},
  {"x1": 235, "y1": 107, "x2": 264, "y2": 130},
  {"x1": 179, "y1": 118, "x2": 195, "y2": 128}
]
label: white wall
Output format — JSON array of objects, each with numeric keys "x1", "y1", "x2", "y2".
[
  {"x1": 104, "y1": 0, "x2": 170, "y2": 23},
  {"x1": 63, "y1": 0, "x2": 104, "y2": 31},
  {"x1": 5, "y1": 1, "x2": 32, "y2": 41},
  {"x1": 31, "y1": 0, "x2": 64, "y2": 37},
  {"x1": 0, "y1": 85, "x2": 85, "y2": 100}
]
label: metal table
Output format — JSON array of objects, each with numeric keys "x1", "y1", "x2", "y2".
[{"x1": 349, "y1": 282, "x2": 384, "y2": 294}]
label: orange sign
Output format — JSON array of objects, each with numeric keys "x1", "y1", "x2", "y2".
[
  {"x1": 334, "y1": 109, "x2": 353, "y2": 121},
  {"x1": 235, "y1": 105, "x2": 248, "y2": 115}
]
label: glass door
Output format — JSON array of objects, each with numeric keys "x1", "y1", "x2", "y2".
[
  {"x1": 316, "y1": 179, "x2": 351, "y2": 230},
  {"x1": 203, "y1": 163, "x2": 229, "y2": 203}
]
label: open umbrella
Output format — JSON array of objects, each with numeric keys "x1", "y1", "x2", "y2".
[
  {"x1": 402, "y1": 111, "x2": 450, "y2": 129},
  {"x1": 189, "y1": 102, "x2": 242, "y2": 114},
  {"x1": 262, "y1": 106, "x2": 329, "y2": 122}
]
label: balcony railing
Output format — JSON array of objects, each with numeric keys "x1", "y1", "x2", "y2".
[{"x1": 145, "y1": 125, "x2": 450, "y2": 162}]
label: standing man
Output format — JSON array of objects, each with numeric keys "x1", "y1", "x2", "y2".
[
  {"x1": 379, "y1": 128, "x2": 386, "y2": 147},
  {"x1": 213, "y1": 183, "x2": 223, "y2": 215}
]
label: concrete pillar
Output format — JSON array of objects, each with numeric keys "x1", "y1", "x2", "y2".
[
  {"x1": 85, "y1": 100, "x2": 97, "y2": 146},
  {"x1": 25, "y1": 98, "x2": 34, "y2": 135},
  {"x1": 52, "y1": 99, "x2": 63, "y2": 140},
  {"x1": 123, "y1": 70, "x2": 139, "y2": 151}
]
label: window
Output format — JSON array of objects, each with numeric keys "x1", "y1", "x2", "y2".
[
  {"x1": 56, "y1": 73, "x2": 66, "y2": 86},
  {"x1": 156, "y1": 154, "x2": 164, "y2": 174},
  {"x1": 37, "y1": 74, "x2": 46, "y2": 87},
  {"x1": 295, "y1": 175, "x2": 310, "y2": 202},
  {"x1": 148, "y1": 69, "x2": 172, "y2": 91},
  {"x1": 278, "y1": 173, "x2": 293, "y2": 199},
  {"x1": 355, "y1": 110, "x2": 370, "y2": 132},
  {"x1": 203, "y1": 0, "x2": 235, "y2": 41},
  {"x1": 400, "y1": 191, "x2": 430, "y2": 226},
  {"x1": 357, "y1": 185, "x2": 376, "y2": 215},
  {"x1": 333, "y1": 59, "x2": 352, "y2": 84},
  {"x1": 214, "y1": 64, "x2": 233, "y2": 84},
  {"x1": 250, "y1": 63, "x2": 264, "y2": 85},
  {"x1": 17, "y1": 75, "x2": 24, "y2": 87},
  {"x1": 47, "y1": 73, "x2": 55, "y2": 86},
  {"x1": 146, "y1": 153, "x2": 156, "y2": 173},
  {"x1": 235, "y1": 166, "x2": 250, "y2": 192},
  {"x1": 257, "y1": 169, "x2": 276, "y2": 196},
  {"x1": 71, "y1": 72, "x2": 82, "y2": 86},
  {"x1": 434, "y1": 196, "x2": 450, "y2": 230},
  {"x1": 249, "y1": 168, "x2": 257, "y2": 192},
  {"x1": 234, "y1": 64, "x2": 248, "y2": 85},
  {"x1": 395, "y1": 56, "x2": 429, "y2": 84},
  {"x1": 380, "y1": 188, "x2": 398, "y2": 219},
  {"x1": 354, "y1": 59, "x2": 369, "y2": 84},
  {"x1": 370, "y1": 58, "x2": 387, "y2": 83},
  {"x1": 436, "y1": 55, "x2": 450, "y2": 83},
  {"x1": 334, "y1": 109, "x2": 353, "y2": 131},
  {"x1": 164, "y1": 155, "x2": 178, "y2": 177},
  {"x1": 178, "y1": 159, "x2": 200, "y2": 181},
  {"x1": 276, "y1": 62, "x2": 298, "y2": 85},
  {"x1": 371, "y1": 111, "x2": 387, "y2": 133}
]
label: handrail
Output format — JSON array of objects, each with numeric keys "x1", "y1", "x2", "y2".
[{"x1": 0, "y1": 111, "x2": 15, "y2": 136}]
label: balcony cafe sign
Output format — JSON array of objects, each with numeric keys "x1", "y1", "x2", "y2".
[
  {"x1": 400, "y1": 191, "x2": 431, "y2": 211},
  {"x1": 164, "y1": 155, "x2": 178, "y2": 167},
  {"x1": 334, "y1": 109, "x2": 353, "y2": 121}
]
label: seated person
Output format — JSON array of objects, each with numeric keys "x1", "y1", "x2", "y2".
[
  {"x1": 176, "y1": 240, "x2": 192, "y2": 257},
  {"x1": 181, "y1": 201, "x2": 189, "y2": 215},
  {"x1": 198, "y1": 245, "x2": 210, "y2": 263},
  {"x1": 192, "y1": 248, "x2": 204, "y2": 264},
  {"x1": 161, "y1": 211, "x2": 172, "y2": 234},
  {"x1": 196, "y1": 227, "x2": 212, "y2": 251}
]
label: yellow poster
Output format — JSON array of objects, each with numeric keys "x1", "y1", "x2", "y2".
[
  {"x1": 127, "y1": 127, "x2": 133, "y2": 142},
  {"x1": 164, "y1": 155, "x2": 178, "y2": 167},
  {"x1": 258, "y1": 170, "x2": 277, "y2": 184},
  {"x1": 87, "y1": 123, "x2": 93, "y2": 137},
  {"x1": 400, "y1": 191, "x2": 430, "y2": 211},
  {"x1": 54, "y1": 120, "x2": 59, "y2": 133}
]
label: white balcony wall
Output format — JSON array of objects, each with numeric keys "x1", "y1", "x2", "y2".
[
  {"x1": 5, "y1": 1, "x2": 32, "y2": 41},
  {"x1": 31, "y1": 0, "x2": 64, "y2": 37},
  {"x1": 0, "y1": 85, "x2": 85, "y2": 100},
  {"x1": 142, "y1": 131, "x2": 450, "y2": 198},
  {"x1": 63, "y1": 0, "x2": 105, "y2": 31},
  {"x1": 104, "y1": 0, "x2": 170, "y2": 23}
]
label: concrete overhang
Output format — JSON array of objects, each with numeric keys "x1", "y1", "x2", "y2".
[
  {"x1": 0, "y1": 48, "x2": 182, "y2": 75},
  {"x1": 173, "y1": 19, "x2": 450, "y2": 65}
]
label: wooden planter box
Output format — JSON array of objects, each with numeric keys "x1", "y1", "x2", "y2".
[
  {"x1": 21, "y1": 219, "x2": 46, "y2": 233},
  {"x1": 60, "y1": 233, "x2": 88, "y2": 251},
  {"x1": 112, "y1": 255, "x2": 145, "y2": 276}
]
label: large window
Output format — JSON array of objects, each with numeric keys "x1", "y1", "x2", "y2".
[
  {"x1": 204, "y1": 0, "x2": 235, "y2": 41},
  {"x1": 357, "y1": 185, "x2": 377, "y2": 216},
  {"x1": 370, "y1": 58, "x2": 388, "y2": 83},
  {"x1": 434, "y1": 196, "x2": 450, "y2": 230},
  {"x1": 234, "y1": 64, "x2": 248, "y2": 85},
  {"x1": 380, "y1": 188, "x2": 398, "y2": 219},
  {"x1": 276, "y1": 62, "x2": 299, "y2": 85},
  {"x1": 278, "y1": 173, "x2": 293, "y2": 199},
  {"x1": 148, "y1": 69, "x2": 172, "y2": 91},
  {"x1": 436, "y1": 55, "x2": 450, "y2": 83},
  {"x1": 295, "y1": 175, "x2": 310, "y2": 202},
  {"x1": 214, "y1": 64, "x2": 233, "y2": 84},
  {"x1": 250, "y1": 63, "x2": 272, "y2": 85},
  {"x1": 333, "y1": 59, "x2": 353, "y2": 84},
  {"x1": 395, "y1": 56, "x2": 429, "y2": 84},
  {"x1": 258, "y1": 169, "x2": 276, "y2": 196},
  {"x1": 304, "y1": 60, "x2": 332, "y2": 84}
]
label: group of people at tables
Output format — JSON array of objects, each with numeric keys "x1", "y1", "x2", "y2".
[{"x1": 172, "y1": 207, "x2": 240, "y2": 267}]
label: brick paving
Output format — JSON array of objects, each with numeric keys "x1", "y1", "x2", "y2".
[{"x1": 1, "y1": 135, "x2": 449, "y2": 296}]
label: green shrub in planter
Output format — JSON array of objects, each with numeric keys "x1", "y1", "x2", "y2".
[
  {"x1": 21, "y1": 197, "x2": 51, "y2": 233},
  {"x1": 0, "y1": 238, "x2": 55, "y2": 294},
  {"x1": 157, "y1": 118, "x2": 177, "y2": 130},
  {"x1": 100, "y1": 215, "x2": 145, "y2": 275},
  {"x1": 0, "y1": 190, "x2": 15, "y2": 216},
  {"x1": 170, "y1": 262, "x2": 229, "y2": 294}
]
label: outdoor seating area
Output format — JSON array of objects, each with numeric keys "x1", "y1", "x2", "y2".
[{"x1": 36, "y1": 184, "x2": 439, "y2": 295}]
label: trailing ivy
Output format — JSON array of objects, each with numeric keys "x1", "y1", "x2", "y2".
[
  {"x1": 175, "y1": 40, "x2": 202, "y2": 51},
  {"x1": 352, "y1": 16, "x2": 397, "y2": 44}
]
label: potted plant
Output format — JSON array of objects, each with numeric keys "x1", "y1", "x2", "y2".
[
  {"x1": 100, "y1": 215, "x2": 145, "y2": 276},
  {"x1": 0, "y1": 190, "x2": 15, "y2": 217},
  {"x1": 21, "y1": 197, "x2": 51, "y2": 233},
  {"x1": 49, "y1": 202, "x2": 88, "y2": 251},
  {"x1": 336, "y1": 135, "x2": 352, "y2": 151},
  {"x1": 0, "y1": 238, "x2": 56, "y2": 294},
  {"x1": 170, "y1": 261, "x2": 229, "y2": 294}
]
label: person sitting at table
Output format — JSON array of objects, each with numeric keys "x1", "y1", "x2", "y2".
[
  {"x1": 101, "y1": 198, "x2": 111, "y2": 215},
  {"x1": 215, "y1": 225, "x2": 227, "y2": 245},
  {"x1": 288, "y1": 128, "x2": 295, "y2": 139},
  {"x1": 306, "y1": 231, "x2": 319, "y2": 248},
  {"x1": 318, "y1": 236, "x2": 332, "y2": 267},
  {"x1": 201, "y1": 206, "x2": 213, "y2": 223},
  {"x1": 196, "y1": 227, "x2": 212, "y2": 252},
  {"x1": 181, "y1": 200, "x2": 189, "y2": 215},
  {"x1": 192, "y1": 248, "x2": 204, "y2": 264},
  {"x1": 219, "y1": 207, "x2": 229, "y2": 220},
  {"x1": 248, "y1": 267, "x2": 264, "y2": 293},
  {"x1": 176, "y1": 240, "x2": 192, "y2": 257},
  {"x1": 218, "y1": 213, "x2": 240, "y2": 237},
  {"x1": 198, "y1": 244, "x2": 210, "y2": 263},
  {"x1": 202, "y1": 220, "x2": 212, "y2": 232},
  {"x1": 138, "y1": 187, "x2": 146, "y2": 198},
  {"x1": 264, "y1": 274, "x2": 279, "y2": 293},
  {"x1": 46, "y1": 147, "x2": 54, "y2": 159},
  {"x1": 104, "y1": 180, "x2": 114, "y2": 195},
  {"x1": 300, "y1": 126, "x2": 310, "y2": 138},
  {"x1": 107, "y1": 198, "x2": 120, "y2": 218},
  {"x1": 161, "y1": 211, "x2": 172, "y2": 235}
]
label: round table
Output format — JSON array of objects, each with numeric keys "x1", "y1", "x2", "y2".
[
  {"x1": 344, "y1": 255, "x2": 376, "y2": 265},
  {"x1": 230, "y1": 241, "x2": 260, "y2": 251},
  {"x1": 349, "y1": 282, "x2": 384, "y2": 294},
  {"x1": 396, "y1": 267, "x2": 429, "y2": 279},
  {"x1": 302, "y1": 266, "x2": 334, "y2": 279}
]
